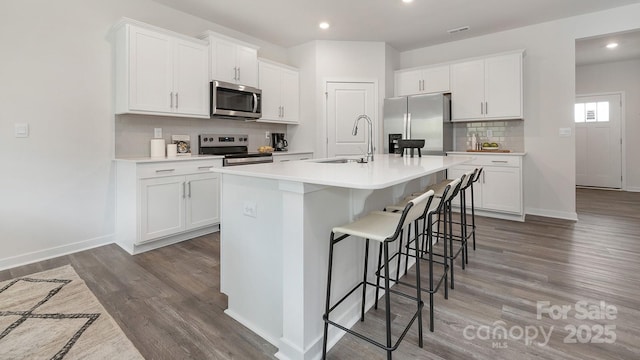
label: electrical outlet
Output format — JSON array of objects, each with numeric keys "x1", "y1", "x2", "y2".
[
  {"x1": 243, "y1": 201, "x2": 257, "y2": 218},
  {"x1": 265, "y1": 131, "x2": 270, "y2": 139},
  {"x1": 154, "y1": 128, "x2": 162, "y2": 138},
  {"x1": 15, "y1": 123, "x2": 29, "y2": 138},
  {"x1": 486, "y1": 129, "x2": 493, "y2": 138}
]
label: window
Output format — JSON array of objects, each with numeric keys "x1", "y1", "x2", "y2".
[{"x1": 575, "y1": 101, "x2": 609, "y2": 123}]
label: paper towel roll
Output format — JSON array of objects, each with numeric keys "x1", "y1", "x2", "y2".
[
  {"x1": 167, "y1": 143, "x2": 177, "y2": 158},
  {"x1": 150, "y1": 139, "x2": 166, "y2": 158}
]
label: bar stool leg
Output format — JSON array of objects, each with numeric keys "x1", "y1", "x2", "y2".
[
  {"x1": 413, "y1": 220, "x2": 424, "y2": 347},
  {"x1": 383, "y1": 242, "x2": 393, "y2": 360},
  {"x1": 374, "y1": 243, "x2": 383, "y2": 310},
  {"x1": 360, "y1": 239, "x2": 370, "y2": 321},
  {"x1": 460, "y1": 191, "x2": 466, "y2": 269},
  {"x1": 396, "y1": 229, "x2": 405, "y2": 282},
  {"x1": 447, "y1": 201, "x2": 455, "y2": 290},
  {"x1": 427, "y1": 213, "x2": 435, "y2": 331},
  {"x1": 322, "y1": 232, "x2": 337, "y2": 359},
  {"x1": 471, "y1": 184, "x2": 477, "y2": 251}
]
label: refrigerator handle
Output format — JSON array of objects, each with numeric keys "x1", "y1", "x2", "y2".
[
  {"x1": 407, "y1": 113, "x2": 412, "y2": 138},
  {"x1": 403, "y1": 113, "x2": 407, "y2": 138}
]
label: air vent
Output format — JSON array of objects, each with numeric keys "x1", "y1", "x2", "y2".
[{"x1": 448, "y1": 26, "x2": 470, "y2": 34}]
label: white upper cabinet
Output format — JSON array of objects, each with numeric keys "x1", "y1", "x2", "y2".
[
  {"x1": 451, "y1": 51, "x2": 523, "y2": 121},
  {"x1": 200, "y1": 31, "x2": 259, "y2": 87},
  {"x1": 114, "y1": 19, "x2": 209, "y2": 118},
  {"x1": 258, "y1": 60, "x2": 299, "y2": 124},
  {"x1": 395, "y1": 65, "x2": 450, "y2": 97}
]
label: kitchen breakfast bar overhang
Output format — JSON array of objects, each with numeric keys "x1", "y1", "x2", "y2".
[{"x1": 211, "y1": 154, "x2": 472, "y2": 360}]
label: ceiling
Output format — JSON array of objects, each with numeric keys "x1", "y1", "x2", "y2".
[
  {"x1": 151, "y1": 0, "x2": 640, "y2": 51},
  {"x1": 576, "y1": 30, "x2": 640, "y2": 66}
]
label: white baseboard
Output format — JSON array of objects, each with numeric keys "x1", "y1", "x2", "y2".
[
  {"x1": 525, "y1": 207, "x2": 578, "y2": 221},
  {"x1": 0, "y1": 234, "x2": 114, "y2": 271},
  {"x1": 626, "y1": 186, "x2": 640, "y2": 193}
]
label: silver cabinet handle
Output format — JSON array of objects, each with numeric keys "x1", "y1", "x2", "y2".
[
  {"x1": 170, "y1": 92, "x2": 174, "y2": 108},
  {"x1": 188, "y1": 181, "x2": 192, "y2": 198},
  {"x1": 281, "y1": 106, "x2": 285, "y2": 118},
  {"x1": 155, "y1": 169, "x2": 175, "y2": 173},
  {"x1": 299, "y1": 157, "x2": 310, "y2": 160},
  {"x1": 175, "y1": 93, "x2": 178, "y2": 108},
  {"x1": 485, "y1": 101, "x2": 488, "y2": 115},
  {"x1": 233, "y1": 67, "x2": 237, "y2": 81},
  {"x1": 198, "y1": 166, "x2": 214, "y2": 170},
  {"x1": 278, "y1": 106, "x2": 281, "y2": 117},
  {"x1": 182, "y1": 182, "x2": 186, "y2": 198},
  {"x1": 237, "y1": 67, "x2": 240, "y2": 81},
  {"x1": 480, "y1": 102, "x2": 483, "y2": 115},
  {"x1": 491, "y1": 160, "x2": 508, "y2": 163},
  {"x1": 280, "y1": 159, "x2": 291, "y2": 162}
]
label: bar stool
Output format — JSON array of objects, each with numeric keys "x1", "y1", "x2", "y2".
[
  {"x1": 322, "y1": 191, "x2": 435, "y2": 360},
  {"x1": 382, "y1": 179, "x2": 460, "y2": 332},
  {"x1": 425, "y1": 171, "x2": 472, "y2": 289},
  {"x1": 468, "y1": 168, "x2": 483, "y2": 252}
]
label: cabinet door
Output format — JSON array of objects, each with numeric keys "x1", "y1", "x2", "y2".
[
  {"x1": 395, "y1": 69, "x2": 422, "y2": 96},
  {"x1": 451, "y1": 59, "x2": 485, "y2": 121},
  {"x1": 129, "y1": 26, "x2": 172, "y2": 113},
  {"x1": 185, "y1": 173, "x2": 220, "y2": 230},
  {"x1": 236, "y1": 46, "x2": 258, "y2": 87},
  {"x1": 422, "y1": 65, "x2": 450, "y2": 94},
  {"x1": 139, "y1": 176, "x2": 185, "y2": 243},
  {"x1": 481, "y1": 166, "x2": 521, "y2": 213},
  {"x1": 484, "y1": 54, "x2": 522, "y2": 119},
  {"x1": 280, "y1": 68, "x2": 299, "y2": 123},
  {"x1": 212, "y1": 38, "x2": 237, "y2": 83},
  {"x1": 258, "y1": 61, "x2": 281, "y2": 120},
  {"x1": 173, "y1": 39, "x2": 209, "y2": 116}
]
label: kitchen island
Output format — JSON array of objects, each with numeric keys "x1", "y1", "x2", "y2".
[{"x1": 213, "y1": 154, "x2": 472, "y2": 360}]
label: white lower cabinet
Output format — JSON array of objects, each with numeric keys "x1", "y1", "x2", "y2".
[
  {"x1": 447, "y1": 154, "x2": 524, "y2": 221},
  {"x1": 116, "y1": 158, "x2": 222, "y2": 254}
]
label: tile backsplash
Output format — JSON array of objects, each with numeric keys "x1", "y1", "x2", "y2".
[
  {"x1": 115, "y1": 114, "x2": 287, "y2": 158},
  {"x1": 453, "y1": 121, "x2": 524, "y2": 152}
]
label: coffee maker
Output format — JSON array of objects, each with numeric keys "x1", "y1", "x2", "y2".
[{"x1": 271, "y1": 133, "x2": 288, "y2": 151}]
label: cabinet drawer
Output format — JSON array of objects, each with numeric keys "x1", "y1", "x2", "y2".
[
  {"x1": 466, "y1": 155, "x2": 520, "y2": 167},
  {"x1": 137, "y1": 159, "x2": 222, "y2": 179}
]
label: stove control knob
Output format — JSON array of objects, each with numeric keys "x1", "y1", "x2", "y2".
[
  {"x1": 209, "y1": 137, "x2": 214, "y2": 142},
  {"x1": 203, "y1": 138, "x2": 208, "y2": 142}
]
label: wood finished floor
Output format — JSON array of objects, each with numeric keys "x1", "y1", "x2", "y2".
[{"x1": 2, "y1": 188, "x2": 639, "y2": 359}]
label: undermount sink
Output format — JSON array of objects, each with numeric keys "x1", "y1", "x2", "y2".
[{"x1": 315, "y1": 158, "x2": 367, "y2": 164}]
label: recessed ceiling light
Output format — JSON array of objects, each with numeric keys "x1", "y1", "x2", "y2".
[
  {"x1": 319, "y1": 22, "x2": 330, "y2": 30},
  {"x1": 402, "y1": 0, "x2": 414, "y2": 3},
  {"x1": 606, "y1": 42, "x2": 618, "y2": 49}
]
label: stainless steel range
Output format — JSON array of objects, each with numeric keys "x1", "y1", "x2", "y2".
[{"x1": 198, "y1": 134, "x2": 273, "y2": 166}]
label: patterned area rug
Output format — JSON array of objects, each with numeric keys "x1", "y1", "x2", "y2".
[{"x1": 0, "y1": 265, "x2": 143, "y2": 359}]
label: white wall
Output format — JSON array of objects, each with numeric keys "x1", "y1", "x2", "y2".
[
  {"x1": 0, "y1": 0, "x2": 287, "y2": 269},
  {"x1": 399, "y1": 3, "x2": 640, "y2": 220},
  {"x1": 288, "y1": 40, "x2": 389, "y2": 158},
  {"x1": 576, "y1": 59, "x2": 640, "y2": 191}
]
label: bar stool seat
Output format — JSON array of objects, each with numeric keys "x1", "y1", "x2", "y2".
[{"x1": 322, "y1": 191, "x2": 435, "y2": 360}]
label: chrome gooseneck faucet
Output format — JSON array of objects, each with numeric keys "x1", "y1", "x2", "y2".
[{"x1": 352, "y1": 114, "x2": 374, "y2": 162}]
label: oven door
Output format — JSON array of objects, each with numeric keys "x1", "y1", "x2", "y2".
[{"x1": 211, "y1": 80, "x2": 262, "y2": 119}]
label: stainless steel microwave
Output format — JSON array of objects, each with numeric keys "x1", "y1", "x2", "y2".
[{"x1": 210, "y1": 80, "x2": 262, "y2": 120}]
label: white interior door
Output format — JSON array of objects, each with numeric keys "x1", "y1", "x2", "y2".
[
  {"x1": 575, "y1": 94, "x2": 622, "y2": 188},
  {"x1": 326, "y1": 82, "x2": 376, "y2": 157}
]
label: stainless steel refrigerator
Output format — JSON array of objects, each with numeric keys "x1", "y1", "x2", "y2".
[{"x1": 383, "y1": 93, "x2": 452, "y2": 155}]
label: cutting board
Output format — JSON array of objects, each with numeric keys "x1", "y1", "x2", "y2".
[{"x1": 466, "y1": 149, "x2": 512, "y2": 153}]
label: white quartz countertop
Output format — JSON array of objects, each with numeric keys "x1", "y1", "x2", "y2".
[
  {"x1": 213, "y1": 154, "x2": 473, "y2": 190},
  {"x1": 447, "y1": 151, "x2": 526, "y2": 156},
  {"x1": 114, "y1": 154, "x2": 224, "y2": 163}
]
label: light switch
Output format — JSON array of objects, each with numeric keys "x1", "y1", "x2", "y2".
[
  {"x1": 15, "y1": 123, "x2": 29, "y2": 138},
  {"x1": 559, "y1": 128, "x2": 572, "y2": 137},
  {"x1": 154, "y1": 128, "x2": 162, "y2": 138}
]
